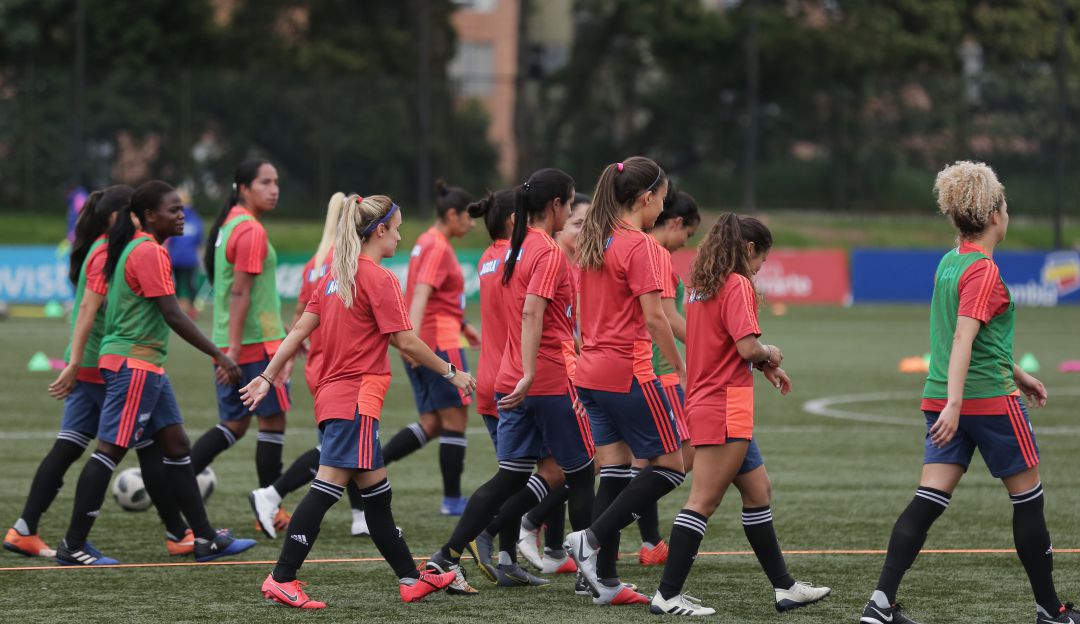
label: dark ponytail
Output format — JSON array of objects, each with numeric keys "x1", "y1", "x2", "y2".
[
  {"x1": 467, "y1": 189, "x2": 516, "y2": 241},
  {"x1": 69, "y1": 185, "x2": 134, "y2": 285},
  {"x1": 104, "y1": 181, "x2": 176, "y2": 281},
  {"x1": 204, "y1": 159, "x2": 270, "y2": 283},
  {"x1": 503, "y1": 168, "x2": 575, "y2": 285},
  {"x1": 652, "y1": 188, "x2": 701, "y2": 230},
  {"x1": 434, "y1": 179, "x2": 473, "y2": 219}
]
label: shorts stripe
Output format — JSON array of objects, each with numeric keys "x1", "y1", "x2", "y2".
[
  {"x1": 117, "y1": 369, "x2": 146, "y2": 447},
  {"x1": 1006, "y1": 397, "x2": 1038, "y2": 469},
  {"x1": 567, "y1": 382, "x2": 596, "y2": 456},
  {"x1": 358, "y1": 415, "x2": 372, "y2": 470},
  {"x1": 274, "y1": 383, "x2": 291, "y2": 412},
  {"x1": 641, "y1": 382, "x2": 679, "y2": 454},
  {"x1": 446, "y1": 350, "x2": 471, "y2": 404},
  {"x1": 665, "y1": 385, "x2": 685, "y2": 422}
]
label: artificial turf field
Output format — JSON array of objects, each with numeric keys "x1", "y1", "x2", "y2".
[{"x1": 1, "y1": 304, "x2": 1077, "y2": 623}]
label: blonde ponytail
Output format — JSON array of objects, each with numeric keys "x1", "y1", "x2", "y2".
[
  {"x1": 314, "y1": 192, "x2": 345, "y2": 268},
  {"x1": 331, "y1": 194, "x2": 395, "y2": 308}
]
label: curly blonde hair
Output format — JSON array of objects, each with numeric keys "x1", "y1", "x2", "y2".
[{"x1": 933, "y1": 161, "x2": 1005, "y2": 239}]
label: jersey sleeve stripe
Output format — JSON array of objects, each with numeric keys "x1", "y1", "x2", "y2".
[
  {"x1": 642, "y1": 236, "x2": 663, "y2": 291},
  {"x1": 418, "y1": 239, "x2": 444, "y2": 284},
  {"x1": 739, "y1": 276, "x2": 758, "y2": 331},
  {"x1": 383, "y1": 268, "x2": 411, "y2": 328},
  {"x1": 973, "y1": 260, "x2": 999, "y2": 319},
  {"x1": 538, "y1": 239, "x2": 560, "y2": 298}
]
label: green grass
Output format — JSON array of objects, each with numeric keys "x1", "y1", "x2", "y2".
[
  {"x1": 3, "y1": 212, "x2": 1076, "y2": 252},
  {"x1": 1, "y1": 305, "x2": 1079, "y2": 623}
]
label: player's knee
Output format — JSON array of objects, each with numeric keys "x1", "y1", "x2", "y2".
[
  {"x1": 223, "y1": 419, "x2": 249, "y2": 440},
  {"x1": 259, "y1": 413, "x2": 286, "y2": 431}
]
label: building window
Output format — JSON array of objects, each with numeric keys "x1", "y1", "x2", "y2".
[{"x1": 449, "y1": 41, "x2": 495, "y2": 97}]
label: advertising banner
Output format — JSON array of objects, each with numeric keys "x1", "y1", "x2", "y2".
[
  {"x1": 672, "y1": 248, "x2": 851, "y2": 305},
  {"x1": 851, "y1": 248, "x2": 1080, "y2": 306}
]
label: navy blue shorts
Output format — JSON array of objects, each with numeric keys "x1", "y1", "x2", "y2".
[
  {"x1": 99, "y1": 365, "x2": 183, "y2": 448},
  {"x1": 576, "y1": 378, "x2": 680, "y2": 460},
  {"x1": 403, "y1": 348, "x2": 472, "y2": 413},
  {"x1": 482, "y1": 414, "x2": 499, "y2": 450},
  {"x1": 216, "y1": 356, "x2": 291, "y2": 421},
  {"x1": 738, "y1": 438, "x2": 765, "y2": 475},
  {"x1": 319, "y1": 410, "x2": 383, "y2": 471},
  {"x1": 495, "y1": 392, "x2": 594, "y2": 470},
  {"x1": 58, "y1": 381, "x2": 105, "y2": 447},
  {"x1": 923, "y1": 396, "x2": 1040, "y2": 478}
]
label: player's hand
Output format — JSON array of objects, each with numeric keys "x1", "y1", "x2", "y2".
[
  {"x1": 463, "y1": 324, "x2": 481, "y2": 350},
  {"x1": 497, "y1": 375, "x2": 533, "y2": 410},
  {"x1": 1015, "y1": 370, "x2": 1047, "y2": 408},
  {"x1": 763, "y1": 366, "x2": 792, "y2": 396},
  {"x1": 276, "y1": 357, "x2": 294, "y2": 389},
  {"x1": 214, "y1": 353, "x2": 242, "y2": 386},
  {"x1": 929, "y1": 404, "x2": 960, "y2": 448},
  {"x1": 401, "y1": 352, "x2": 419, "y2": 368},
  {"x1": 299, "y1": 338, "x2": 311, "y2": 358},
  {"x1": 48, "y1": 363, "x2": 80, "y2": 400},
  {"x1": 449, "y1": 369, "x2": 476, "y2": 395},
  {"x1": 240, "y1": 375, "x2": 270, "y2": 411}
]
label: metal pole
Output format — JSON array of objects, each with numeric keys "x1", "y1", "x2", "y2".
[
  {"x1": 743, "y1": 0, "x2": 760, "y2": 212},
  {"x1": 1052, "y1": 0, "x2": 1067, "y2": 249},
  {"x1": 73, "y1": 0, "x2": 86, "y2": 184},
  {"x1": 416, "y1": 0, "x2": 433, "y2": 211}
]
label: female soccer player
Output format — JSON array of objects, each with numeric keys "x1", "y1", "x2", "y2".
[
  {"x1": 55, "y1": 181, "x2": 255, "y2": 566},
  {"x1": 191, "y1": 160, "x2": 291, "y2": 534},
  {"x1": 381, "y1": 180, "x2": 479, "y2": 516},
  {"x1": 6, "y1": 186, "x2": 189, "y2": 559},
  {"x1": 516, "y1": 192, "x2": 591, "y2": 574},
  {"x1": 248, "y1": 193, "x2": 368, "y2": 538},
  {"x1": 649, "y1": 213, "x2": 829, "y2": 616},
  {"x1": 860, "y1": 162, "x2": 1076, "y2": 624},
  {"x1": 631, "y1": 189, "x2": 700, "y2": 567},
  {"x1": 426, "y1": 168, "x2": 596, "y2": 590},
  {"x1": 241, "y1": 194, "x2": 473, "y2": 608},
  {"x1": 563, "y1": 156, "x2": 685, "y2": 606}
]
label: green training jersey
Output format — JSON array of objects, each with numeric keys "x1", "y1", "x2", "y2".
[
  {"x1": 211, "y1": 212, "x2": 285, "y2": 348},
  {"x1": 99, "y1": 236, "x2": 171, "y2": 368}
]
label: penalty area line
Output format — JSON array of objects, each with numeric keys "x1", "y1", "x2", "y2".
[{"x1": 2, "y1": 548, "x2": 1077, "y2": 573}]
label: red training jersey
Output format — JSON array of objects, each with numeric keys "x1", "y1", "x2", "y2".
[
  {"x1": 575, "y1": 226, "x2": 664, "y2": 393},
  {"x1": 76, "y1": 240, "x2": 110, "y2": 383},
  {"x1": 405, "y1": 226, "x2": 466, "y2": 351},
  {"x1": 475, "y1": 239, "x2": 510, "y2": 416},
  {"x1": 496, "y1": 228, "x2": 577, "y2": 396},
  {"x1": 299, "y1": 247, "x2": 334, "y2": 394},
  {"x1": 920, "y1": 241, "x2": 1016, "y2": 414},
  {"x1": 684, "y1": 274, "x2": 760, "y2": 434},
  {"x1": 306, "y1": 255, "x2": 411, "y2": 424}
]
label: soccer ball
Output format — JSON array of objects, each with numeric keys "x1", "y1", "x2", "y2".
[
  {"x1": 112, "y1": 468, "x2": 151, "y2": 512},
  {"x1": 197, "y1": 467, "x2": 216, "y2": 502}
]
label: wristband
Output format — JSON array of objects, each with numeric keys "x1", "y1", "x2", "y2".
[{"x1": 258, "y1": 373, "x2": 274, "y2": 385}]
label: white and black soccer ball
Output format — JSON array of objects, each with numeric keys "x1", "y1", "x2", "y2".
[
  {"x1": 112, "y1": 468, "x2": 151, "y2": 512},
  {"x1": 197, "y1": 467, "x2": 217, "y2": 502}
]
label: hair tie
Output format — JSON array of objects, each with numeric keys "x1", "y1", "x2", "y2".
[
  {"x1": 522, "y1": 182, "x2": 531, "y2": 192},
  {"x1": 616, "y1": 162, "x2": 625, "y2": 173},
  {"x1": 355, "y1": 195, "x2": 364, "y2": 203},
  {"x1": 231, "y1": 182, "x2": 238, "y2": 191}
]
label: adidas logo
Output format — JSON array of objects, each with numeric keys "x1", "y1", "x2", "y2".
[
  {"x1": 87, "y1": 510, "x2": 100, "y2": 518},
  {"x1": 291, "y1": 534, "x2": 309, "y2": 546}
]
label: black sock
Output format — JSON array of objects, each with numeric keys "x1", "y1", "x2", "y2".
[
  {"x1": 1011, "y1": 483, "x2": 1061, "y2": 616},
  {"x1": 162, "y1": 455, "x2": 215, "y2": 541},
  {"x1": 18, "y1": 437, "x2": 87, "y2": 534},
  {"x1": 273, "y1": 479, "x2": 343, "y2": 583},
  {"x1": 64, "y1": 451, "x2": 118, "y2": 548},
  {"x1": 255, "y1": 430, "x2": 285, "y2": 488},
  {"x1": 544, "y1": 497, "x2": 567, "y2": 551},
  {"x1": 591, "y1": 464, "x2": 632, "y2": 579},
  {"x1": 346, "y1": 480, "x2": 365, "y2": 512},
  {"x1": 484, "y1": 474, "x2": 550, "y2": 563},
  {"x1": 525, "y1": 482, "x2": 568, "y2": 529},
  {"x1": 658, "y1": 509, "x2": 709, "y2": 600},
  {"x1": 742, "y1": 506, "x2": 794, "y2": 589},
  {"x1": 592, "y1": 466, "x2": 684, "y2": 542},
  {"x1": 191, "y1": 424, "x2": 236, "y2": 474},
  {"x1": 271, "y1": 447, "x2": 320, "y2": 497},
  {"x1": 439, "y1": 431, "x2": 467, "y2": 498},
  {"x1": 135, "y1": 442, "x2": 189, "y2": 538},
  {"x1": 441, "y1": 461, "x2": 533, "y2": 563},
  {"x1": 631, "y1": 466, "x2": 663, "y2": 545},
  {"x1": 563, "y1": 460, "x2": 595, "y2": 533},
  {"x1": 362, "y1": 479, "x2": 419, "y2": 580},
  {"x1": 382, "y1": 423, "x2": 428, "y2": 464},
  {"x1": 875, "y1": 486, "x2": 950, "y2": 603}
]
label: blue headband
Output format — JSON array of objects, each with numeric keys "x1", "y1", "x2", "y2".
[{"x1": 361, "y1": 202, "x2": 398, "y2": 236}]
